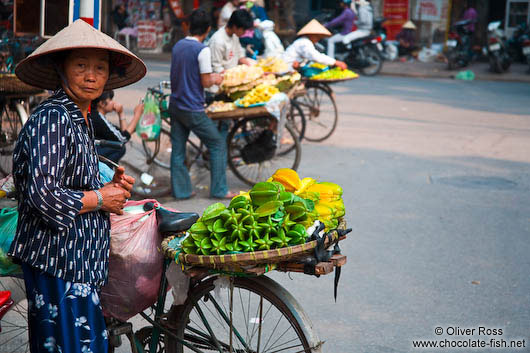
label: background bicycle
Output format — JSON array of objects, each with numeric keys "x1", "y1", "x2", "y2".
[
  {"x1": 0, "y1": 74, "x2": 45, "y2": 177},
  {"x1": 140, "y1": 81, "x2": 302, "y2": 188}
]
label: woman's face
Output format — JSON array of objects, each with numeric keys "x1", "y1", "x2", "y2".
[{"x1": 63, "y1": 48, "x2": 110, "y2": 104}]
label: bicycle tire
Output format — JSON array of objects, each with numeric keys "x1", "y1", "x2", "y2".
[
  {"x1": 287, "y1": 100, "x2": 306, "y2": 141},
  {"x1": 167, "y1": 275, "x2": 318, "y2": 353},
  {"x1": 0, "y1": 276, "x2": 29, "y2": 353},
  {"x1": 142, "y1": 120, "x2": 172, "y2": 169},
  {"x1": 0, "y1": 99, "x2": 26, "y2": 177},
  {"x1": 227, "y1": 116, "x2": 301, "y2": 186},
  {"x1": 294, "y1": 85, "x2": 338, "y2": 142}
]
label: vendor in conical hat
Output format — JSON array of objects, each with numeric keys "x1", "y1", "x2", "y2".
[
  {"x1": 284, "y1": 19, "x2": 347, "y2": 70},
  {"x1": 396, "y1": 20, "x2": 418, "y2": 58},
  {"x1": 9, "y1": 19, "x2": 145, "y2": 353}
]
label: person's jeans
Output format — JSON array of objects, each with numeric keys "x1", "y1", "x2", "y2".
[{"x1": 169, "y1": 104, "x2": 228, "y2": 199}]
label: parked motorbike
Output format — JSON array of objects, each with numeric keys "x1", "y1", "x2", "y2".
[
  {"x1": 317, "y1": 34, "x2": 384, "y2": 76},
  {"x1": 486, "y1": 21, "x2": 511, "y2": 73},
  {"x1": 506, "y1": 21, "x2": 530, "y2": 72},
  {"x1": 446, "y1": 19, "x2": 475, "y2": 70},
  {"x1": 372, "y1": 17, "x2": 398, "y2": 61}
]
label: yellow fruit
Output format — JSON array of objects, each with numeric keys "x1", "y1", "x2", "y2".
[
  {"x1": 306, "y1": 183, "x2": 337, "y2": 201},
  {"x1": 271, "y1": 168, "x2": 301, "y2": 192},
  {"x1": 315, "y1": 204, "x2": 334, "y2": 217},
  {"x1": 311, "y1": 67, "x2": 358, "y2": 81},
  {"x1": 294, "y1": 177, "x2": 316, "y2": 195}
]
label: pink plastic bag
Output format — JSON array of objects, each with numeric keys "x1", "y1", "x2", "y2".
[{"x1": 101, "y1": 199, "x2": 170, "y2": 322}]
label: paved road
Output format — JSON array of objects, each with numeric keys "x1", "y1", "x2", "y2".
[
  {"x1": 111, "y1": 61, "x2": 530, "y2": 352},
  {"x1": 4, "y1": 59, "x2": 527, "y2": 352}
]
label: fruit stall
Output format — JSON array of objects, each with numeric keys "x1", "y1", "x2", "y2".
[
  {"x1": 204, "y1": 57, "x2": 358, "y2": 122},
  {"x1": 162, "y1": 168, "x2": 351, "y2": 280}
]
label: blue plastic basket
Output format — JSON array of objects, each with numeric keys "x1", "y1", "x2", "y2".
[{"x1": 300, "y1": 65, "x2": 329, "y2": 78}]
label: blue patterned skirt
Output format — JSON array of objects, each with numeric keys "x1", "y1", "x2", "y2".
[{"x1": 22, "y1": 263, "x2": 108, "y2": 353}]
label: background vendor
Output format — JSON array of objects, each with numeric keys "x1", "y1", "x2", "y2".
[{"x1": 284, "y1": 19, "x2": 347, "y2": 70}]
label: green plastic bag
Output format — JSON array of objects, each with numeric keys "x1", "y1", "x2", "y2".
[
  {"x1": 455, "y1": 70, "x2": 475, "y2": 81},
  {"x1": 0, "y1": 207, "x2": 22, "y2": 276},
  {"x1": 136, "y1": 92, "x2": 162, "y2": 141}
]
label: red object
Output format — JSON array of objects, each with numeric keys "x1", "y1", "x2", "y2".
[
  {"x1": 0, "y1": 291, "x2": 13, "y2": 330},
  {"x1": 383, "y1": 0, "x2": 409, "y2": 40},
  {"x1": 523, "y1": 39, "x2": 530, "y2": 46},
  {"x1": 0, "y1": 291, "x2": 11, "y2": 306},
  {"x1": 80, "y1": 17, "x2": 94, "y2": 26},
  {"x1": 488, "y1": 37, "x2": 498, "y2": 44},
  {"x1": 193, "y1": 0, "x2": 199, "y2": 9}
]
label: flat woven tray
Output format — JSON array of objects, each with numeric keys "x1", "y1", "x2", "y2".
[
  {"x1": 0, "y1": 74, "x2": 43, "y2": 95},
  {"x1": 161, "y1": 218, "x2": 346, "y2": 270},
  {"x1": 308, "y1": 76, "x2": 359, "y2": 84}
]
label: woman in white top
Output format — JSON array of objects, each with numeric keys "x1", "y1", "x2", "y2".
[{"x1": 284, "y1": 19, "x2": 347, "y2": 70}]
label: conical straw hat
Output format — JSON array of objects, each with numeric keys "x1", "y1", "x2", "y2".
[
  {"x1": 297, "y1": 19, "x2": 332, "y2": 37},
  {"x1": 402, "y1": 20, "x2": 416, "y2": 30},
  {"x1": 15, "y1": 19, "x2": 146, "y2": 91}
]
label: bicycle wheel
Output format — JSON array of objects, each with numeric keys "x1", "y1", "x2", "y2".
[
  {"x1": 227, "y1": 116, "x2": 301, "y2": 186},
  {"x1": 167, "y1": 275, "x2": 318, "y2": 353},
  {"x1": 293, "y1": 85, "x2": 338, "y2": 142},
  {"x1": 0, "y1": 99, "x2": 26, "y2": 177},
  {"x1": 287, "y1": 100, "x2": 306, "y2": 141},
  {"x1": 0, "y1": 276, "x2": 29, "y2": 353},
  {"x1": 143, "y1": 119, "x2": 172, "y2": 169}
]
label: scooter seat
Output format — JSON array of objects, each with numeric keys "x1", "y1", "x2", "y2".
[{"x1": 143, "y1": 202, "x2": 199, "y2": 235}]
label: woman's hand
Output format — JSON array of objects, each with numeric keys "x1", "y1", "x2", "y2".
[
  {"x1": 113, "y1": 101, "x2": 124, "y2": 115},
  {"x1": 99, "y1": 183, "x2": 130, "y2": 215},
  {"x1": 133, "y1": 103, "x2": 144, "y2": 117},
  {"x1": 335, "y1": 60, "x2": 347, "y2": 70},
  {"x1": 112, "y1": 166, "x2": 135, "y2": 192}
]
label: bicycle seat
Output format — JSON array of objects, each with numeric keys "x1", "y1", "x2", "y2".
[{"x1": 143, "y1": 202, "x2": 199, "y2": 235}]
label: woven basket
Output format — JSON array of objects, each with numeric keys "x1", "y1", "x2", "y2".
[
  {"x1": 0, "y1": 74, "x2": 43, "y2": 95},
  {"x1": 161, "y1": 218, "x2": 346, "y2": 271}
]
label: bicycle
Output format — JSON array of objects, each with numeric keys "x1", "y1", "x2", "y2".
[
  {"x1": 291, "y1": 78, "x2": 338, "y2": 143},
  {"x1": 141, "y1": 81, "x2": 302, "y2": 187},
  {"x1": 1, "y1": 201, "x2": 349, "y2": 353},
  {"x1": 0, "y1": 90, "x2": 30, "y2": 177}
]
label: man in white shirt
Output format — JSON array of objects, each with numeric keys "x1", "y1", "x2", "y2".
[
  {"x1": 218, "y1": 0, "x2": 241, "y2": 28},
  {"x1": 284, "y1": 19, "x2": 347, "y2": 70},
  {"x1": 209, "y1": 9, "x2": 255, "y2": 73}
]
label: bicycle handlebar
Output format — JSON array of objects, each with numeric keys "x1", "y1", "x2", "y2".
[
  {"x1": 94, "y1": 139, "x2": 125, "y2": 149},
  {"x1": 148, "y1": 87, "x2": 164, "y2": 96}
]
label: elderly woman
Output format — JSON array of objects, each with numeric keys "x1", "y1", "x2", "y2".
[{"x1": 9, "y1": 19, "x2": 146, "y2": 353}]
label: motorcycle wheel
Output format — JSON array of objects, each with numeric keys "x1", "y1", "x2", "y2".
[
  {"x1": 501, "y1": 53, "x2": 511, "y2": 71},
  {"x1": 447, "y1": 50, "x2": 458, "y2": 70},
  {"x1": 489, "y1": 53, "x2": 504, "y2": 73},
  {"x1": 358, "y1": 46, "x2": 383, "y2": 76}
]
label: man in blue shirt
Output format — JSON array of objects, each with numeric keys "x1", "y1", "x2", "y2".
[
  {"x1": 169, "y1": 9, "x2": 236, "y2": 199},
  {"x1": 325, "y1": 0, "x2": 356, "y2": 58}
]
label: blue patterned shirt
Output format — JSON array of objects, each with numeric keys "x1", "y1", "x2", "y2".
[{"x1": 8, "y1": 89, "x2": 110, "y2": 288}]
